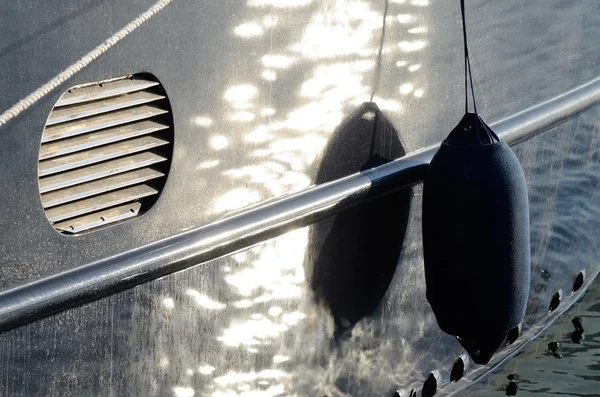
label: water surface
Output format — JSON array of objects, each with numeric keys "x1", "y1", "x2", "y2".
[{"x1": 459, "y1": 271, "x2": 600, "y2": 397}]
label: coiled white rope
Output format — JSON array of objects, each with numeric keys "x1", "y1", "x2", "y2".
[{"x1": 0, "y1": 0, "x2": 174, "y2": 128}]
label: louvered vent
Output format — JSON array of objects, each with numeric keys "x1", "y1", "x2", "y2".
[{"x1": 38, "y1": 73, "x2": 173, "y2": 234}]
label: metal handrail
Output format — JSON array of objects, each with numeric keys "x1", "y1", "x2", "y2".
[{"x1": 2, "y1": 76, "x2": 600, "y2": 331}]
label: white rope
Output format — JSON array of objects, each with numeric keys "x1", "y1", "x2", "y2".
[{"x1": 0, "y1": 0, "x2": 174, "y2": 128}]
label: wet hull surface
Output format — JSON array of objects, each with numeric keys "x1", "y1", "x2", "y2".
[
  {"x1": 1, "y1": 0, "x2": 600, "y2": 396},
  {"x1": 1, "y1": 0, "x2": 599, "y2": 290},
  {"x1": 2, "y1": 107, "x2": 600, "y2": 396}
]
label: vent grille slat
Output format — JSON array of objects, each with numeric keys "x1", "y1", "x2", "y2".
[
  {"x1": 42, "y1": 105, "x2": 168, "y2": 143},
  {"x1": 41, "y1": 168, "x2": 164, "y2": 208},
  {"x1": 47, "y1": 91, "x2": 165, "y2": 126},
  {"x1": 55, "y1": 78, "x2": 159, "y2": 107},
  {"x1": 39, "y1": 135, "x2": 169, "y2": 177},
  {"x1": 45, "y1": 184, "x2": 158, "y2": 223},
  {"x1": 38, "y1": 74, "x2": 173, "y2": 233},
  {"x1": 53, "y1": 202, "x2": 143, "y2": 234},
  {"x1": 39, "y1": 152, "x2": 168, "y2": 194},
  {"x1": 39, "y1": 120, "x2": 169, "y2": 160}
]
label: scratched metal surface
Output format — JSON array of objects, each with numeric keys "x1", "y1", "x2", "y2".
[
  {"x1": 1, "y1": 0, "x2": 600, "y2": 292},
  {"x1": 3, "y1": 105, "x2": 600, "y2": 396}
]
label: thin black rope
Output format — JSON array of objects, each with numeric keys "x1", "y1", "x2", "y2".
[
  {"x1": 371, "y1": 0, "x2": 389, "y2": 102},
  {"x1": 367, "y1": 0, "x2": 389, "y2": 159},
  {"x1": 460, "y1": 0, "x2": 478, "y2": 114},
  {"x1": 368, "y1": 108, "x2": 380, "y2": 157}
]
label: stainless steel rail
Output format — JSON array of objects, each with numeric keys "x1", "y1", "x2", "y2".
[{"x1": 2, "y1": 76, "x2": 600, "y2": 332}]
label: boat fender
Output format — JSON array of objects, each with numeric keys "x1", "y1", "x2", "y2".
[{"x1": 421, "y1": 0, "x2": 531, "y2": 365}]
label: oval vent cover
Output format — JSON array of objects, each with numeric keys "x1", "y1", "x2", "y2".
[{"x1": 38, "y1": 73, "x2": 173, "y2": 234}]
